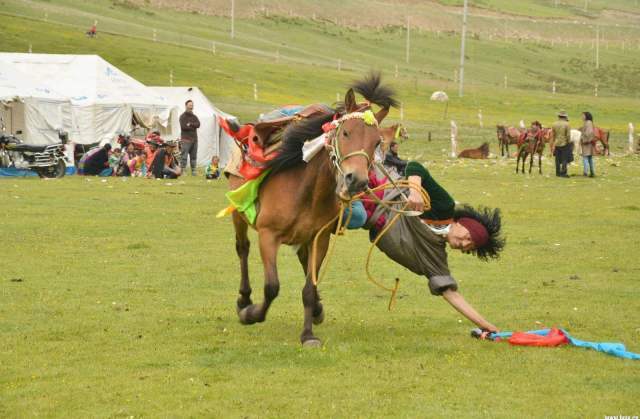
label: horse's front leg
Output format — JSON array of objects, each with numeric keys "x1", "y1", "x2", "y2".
[
  {"x1": 233, "y1": 211, "x2": 253, "y2": 312},
  {"x1": 528, "y1": 151, "x2": 534, "y2": 174},
  {"x1": 238, "y1": 228, "x2": 280, "y2": 325},
  {"x1": 538, "y1": 152, "x2": 542, "y2": 174},
  {"x1": 300, "y1": 231, "x2": 331, "y2": 347}
]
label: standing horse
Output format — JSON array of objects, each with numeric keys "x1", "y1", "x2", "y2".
[
  {"x1": 516, "y1": 133, "x2": 544, "y2": 174},
  {"x1": 228, "y1": 74, "x2": 397, "y2": 346},
  {"x1": 496, "y1": 125, "x2": 522, "y2": 157}
]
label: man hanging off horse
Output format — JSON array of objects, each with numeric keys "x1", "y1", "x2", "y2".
[{"x1": 344, "y1": 160, "x2": 505, "y2": 333}]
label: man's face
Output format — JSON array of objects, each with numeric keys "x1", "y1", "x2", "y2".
[
  {"x1": 447, "y1": 222, "x2": 475, "y2": 252},
  {"x1": 391, "y1": 144, "x2": 399, "y2": 153},
  {"x1": 186, "y1": 101, "x2": 194, "y2": 112}
]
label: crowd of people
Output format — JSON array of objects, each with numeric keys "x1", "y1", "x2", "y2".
[{"x1": 76, "y1": 99, "x2": 221, "y2": 180}]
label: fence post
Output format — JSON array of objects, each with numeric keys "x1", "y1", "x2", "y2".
[
  {"x1": 212, "y1": 41, "x2": 216, "y2": 55},
  {"x1": 28, "y1": 43, "x2": 32, "y2": 53},
  {"x1": 450, "y1": 120, "x2": 458, "y2": 158},
  {"x1": 478, "y1": 109, "x2": 483, "y2": 128},
  {"x1": 169, "y1": 70, "x2": 173, "y2": 87},
  {"x1": 552, "y1": 81, "x2": 556, "y2": 94},
  {"x1": 594, "y1": 83, "x2": 598, "y2": 97},
  {"x1": 504, "y1": 74, "x2": 508, "y2": 89},
  {"x1": 253, "y1": 83, "x2": 258, "y2": 101},
  {"x1": 629, "y1": 123, "x2": 635, "y2": 153},
  {"x1": 337, "y1": 59, "x2": 341, "y2": 71}
]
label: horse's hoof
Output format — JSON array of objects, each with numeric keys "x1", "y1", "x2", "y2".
[
  {"x1": 236, "y1": 298, "x2": 253, "y2": 314},
  {"x1": 238, "y1": 306, "x2": 256, "y2": 325},
  {"x1": 302, "y1": 338, "x2": 322, "y2": 348}
]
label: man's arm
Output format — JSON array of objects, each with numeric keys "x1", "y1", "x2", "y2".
[
  {"x1": 441, "y1": 288, "x2": 498, "y2": 332},
  {"x1": 192, "y1": 115, "x2": 201, "y2": 129},
  {"x1": 179, "y1": 114, "x2": 189, "y2": 131}
]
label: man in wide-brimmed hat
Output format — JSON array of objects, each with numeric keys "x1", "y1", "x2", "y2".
[{"x1": 552, "y1": 110, "x2": 572, "y2": 177}]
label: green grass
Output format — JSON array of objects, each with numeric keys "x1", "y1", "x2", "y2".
[
  {"x1": 1, "y1": 4, "x2": 640, "y2": 414},
  {"x1": 1, "y1": 151, "x2": 639, "y2": 417}
]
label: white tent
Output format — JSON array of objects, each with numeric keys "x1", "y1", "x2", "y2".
[
  {"x1": 0, "y1": 53, "x2": 177, "y2": 145},
  {"x1": 0, "y1": 62, "x2": 72, "y2": 145},
  {"x1": 150, "y1": 86, "x2": 236, "y2": 167}
]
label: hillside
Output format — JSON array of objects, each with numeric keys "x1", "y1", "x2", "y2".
[{"x1": 1, "y1": 0, "x2": 640, "y2": 141}]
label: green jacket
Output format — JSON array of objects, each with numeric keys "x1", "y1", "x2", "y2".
[
  {"x1": 552, "y1": 119, "x2": 571, "y2": 147},
  {"x1": 405, "y1": 161, "x2": 455, "y2": 221}
]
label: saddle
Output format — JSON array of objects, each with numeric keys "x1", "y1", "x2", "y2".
[{"x1": 220, "y1": 104, "x2": 333, "y2": 180}]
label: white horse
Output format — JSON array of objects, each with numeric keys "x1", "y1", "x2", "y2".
[{"x1": 570, "y1": 129, "x2": 582, "y2": 157}]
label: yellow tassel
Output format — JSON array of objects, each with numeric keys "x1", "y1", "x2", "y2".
[
  {"x1": 363, "y1": 110, "x2": 376, "y2": 126},
  {"x1": 216, "y1": 205, "x2": 235, "y2": 218}
]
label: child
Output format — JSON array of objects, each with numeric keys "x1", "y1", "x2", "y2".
[
  {"x1": 108, "y1": 148, "x2": 122, "y2": 176},
  {"x1": 205, "y1": 155, "x2": 220, "y2": 180}
]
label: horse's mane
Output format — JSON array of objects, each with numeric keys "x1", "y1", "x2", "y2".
[
  {"x1": 266, "y1": 73, "x2": 398, "y2": 176},
  {"x1": 266, "y1": 112, "x2": 336, "y2": 176},
  {"x1": 351, "y1": 72, "x2": 399, "y2": 109}
]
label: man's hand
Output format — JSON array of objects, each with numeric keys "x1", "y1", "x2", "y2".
[
  {"x1": 442, "y1": 289, "x2": 499, "y2": 333},
  {"x1": 407, "y1": 175, "x2": 424, "y2": 212}
]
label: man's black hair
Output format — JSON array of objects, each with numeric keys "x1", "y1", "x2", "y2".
[
  {"x1": 453, "y1": 204, "x2": 505, "y2": 261},
  {"x1": 583, "y1": 111, "x2": 593, "y2": 122},
  {"x1": 185, "y1": 100, "x2": 193, "y2": 106}
]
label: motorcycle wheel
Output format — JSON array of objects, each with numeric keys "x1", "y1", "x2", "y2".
[{"x1": 37, "y1": 160, "x2": 66, "y2": 178}]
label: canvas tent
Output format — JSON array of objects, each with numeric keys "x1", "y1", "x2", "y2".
[
  {"x1": 0, "y1": 53, "x2": 177, "y2": 145},
  {"x1": 150, "y1": 86, "x2": 236, "y2": 167},
  {"x1": 0, "y1": 62, "x2": 72, "y2": 145}
]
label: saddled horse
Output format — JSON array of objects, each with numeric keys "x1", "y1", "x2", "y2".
[
  {"x1": 516, "y1": 132, "x2": 544, "y2": 174},
  {"x1": 496, "y1": 125, "x2": 522, "y2": 157},
  {"x1": 594, "y1": 127, "x2": 610, "y2": 155},
  {"x1": 458, "y1": 142, "x2": 489, "y2": 159},
  {"x1": 227, "y1": 74, "x2": 397, "y2": 346}
]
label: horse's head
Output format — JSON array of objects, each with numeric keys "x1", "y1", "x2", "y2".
[
  {"x1": 329, "y1": 75, "x2": 397, "y2": 197},
  {"x1": 496, "y1": 125, "x2": 506, "y2": 138}
]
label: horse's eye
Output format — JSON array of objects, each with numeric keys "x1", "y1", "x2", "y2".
[{"x1": 343, "y1": 130, "x2": 349, "y2": 138}]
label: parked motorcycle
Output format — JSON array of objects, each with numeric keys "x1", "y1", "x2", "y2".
[{"x1": 0, "y1": 131, "x2": 70, "y2": 178}]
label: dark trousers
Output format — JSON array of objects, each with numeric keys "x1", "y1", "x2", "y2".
[
  {"x1": 555, "y1": 145, "x2": 569, "y2": 176},
  {"x1": 180, "y1": 141, "x2": 197, "y2": 171}
]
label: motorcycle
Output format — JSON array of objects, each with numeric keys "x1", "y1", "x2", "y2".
[{"x1": 0, "y1": 131, "x2": 70, "y2": 178}]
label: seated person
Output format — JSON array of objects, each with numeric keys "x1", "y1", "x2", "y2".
[
  {"x1": 205, "y1": 156, "x2": 221, "y2": 180},
  {"x1": 83, "y1": 143, "x2": 112, "y2": 176},
  {"x1": 384, "y1": 141, "x2": 408, "y2": 178},
  {"x1": 149, "y1": 141, "x2": 181, "y2": 179},
  {"x1": 108, "y1": 147, "x2": 121, "y2": 175}
]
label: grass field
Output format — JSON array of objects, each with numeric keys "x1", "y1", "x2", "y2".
[
  {"x1": 1, "y1": 152, "x2": 639, "y2": 417},
  {"x1": 1, "y1": 0, "x2": 640, "y2": 416}
]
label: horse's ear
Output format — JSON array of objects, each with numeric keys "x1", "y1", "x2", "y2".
[
  {"x1": 344, "y1": 88, "x2": 357, "y2": 113},
  {"x1": 375, "y1": 107, "x2": 389, "y2": 124}
]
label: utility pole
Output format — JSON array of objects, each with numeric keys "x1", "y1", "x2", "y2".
[
  {"x1": 230, "y1": 0, "x2": 235, "y2": 39},
  {"x1": 595, "y1": 25, "x2": 600, "y2": 69},
  {"x1": 458, "y1": 0, "x2": 468, "y2": 97},
  {"x1": 405, "y1": 16, "x2": 410, "y2": 64}
]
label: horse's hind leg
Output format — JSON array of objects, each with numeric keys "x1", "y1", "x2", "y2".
[
  {"x1": 300, "y1": 232, "x2": 331, "y2": 347},
  {"x1": 233, "y1": 211, "x2": 253, "y2": 312},
  {"x1": 238, "y1": 229, "x2": 281, "y2": 325},
  {"x1": 528, "y1": 152, "x2": 534, "y2": 174}
]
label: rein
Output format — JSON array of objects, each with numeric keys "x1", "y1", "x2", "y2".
[{"x1": 310, "y1": 178, "x2": 431, "y2": 311}]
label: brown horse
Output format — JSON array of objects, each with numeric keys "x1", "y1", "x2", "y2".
[
  {"x1": 228, "y1": 74, "x2": 397, "y2": 346},
  {"x1": 496, "y1": 125, "x2": 522, "y2": 157},
  {"x1": 594, "y1": 127, "x2": 610, "y2": 155},
  {"x1": 458, "y1": 142, "x2": 489, "y2": 159},
  {"x1": 516, "y1": 133, "x2": 544, "y2": 174}
]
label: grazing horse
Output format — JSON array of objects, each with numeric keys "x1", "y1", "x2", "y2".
[
  {"x1": 496, "y1": 125, "x2": 522, "y2": 157},
  {"x1": 594, "y1": 127, "x2": 610, "y2": 155},
  {"x1": 516, "y1": 132, "x2": 544, "y2": 174},
  {"x1": 228, "y1": 74, "x2": 397, "y2": 346},
  {"x1": 458, "y1": 142, "x2": 489, "y2": 159}
]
